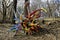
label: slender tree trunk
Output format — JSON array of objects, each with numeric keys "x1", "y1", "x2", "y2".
[
  {"x1": 13, "y1": 0, "x2": 17, "y2": 24},
  {"x1": 13, "y1": 0, "x2": 17, "y2": 12},
  {"x1": 24, "y1": 0, "x2": 30, "y2": 17},
  {"x1": 47, "y1": 0, "x2": 52, "y2": 17},
  {"x1": 2, "y1": 0, "x2": 6, "y2": 23}
]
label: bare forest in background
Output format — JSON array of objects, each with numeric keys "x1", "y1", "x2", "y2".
[{"x1": 0, "y1": 0, "x2": 60, "y2": 23}]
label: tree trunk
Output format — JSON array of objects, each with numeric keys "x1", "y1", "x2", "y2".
[
  {"x1": 24, "y1": 0, "x2": 30, "y2": 17},
  {"x1": 13, "y1": 0, "x2": 17, "y2": 12},
  {"x1": 2, "y1": 0, "x2": 6, "y2": 23},
  {"x1": 13, "y1": 0, "x2": 17, "y2": 24},
  {"x1": 47, "y1": 0, "x2": 52, "y2": 17}
]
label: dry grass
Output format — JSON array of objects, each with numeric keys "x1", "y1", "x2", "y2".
[{"x1": 0, "y1": 21, "x2": 60, "y2": 40}]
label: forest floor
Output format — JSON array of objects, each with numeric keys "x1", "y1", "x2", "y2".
[{"x1": 0, "y1": 21, "x2": 60, "y2": 40}]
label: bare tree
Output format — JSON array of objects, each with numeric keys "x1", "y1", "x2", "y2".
[
  {"x1": 1, "y1": 0, "x2": 17, "y2": 23},
  {"x1": 47, "y1": 0, "x2": 52, "y2": 17},
  {"x1": 47, "y1": 0, "x2": 60, "y2": 17}
]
